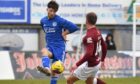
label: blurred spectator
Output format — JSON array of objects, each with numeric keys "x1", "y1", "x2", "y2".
[{"x1": 106, "y1": 33, "x2": 116, "y2": 50}]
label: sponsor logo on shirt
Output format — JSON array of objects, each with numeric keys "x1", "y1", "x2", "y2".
[
  {"x1": 44, "y1": 28, "x2": 56, "y2": 33},
  {"x1": 43, "y1": 23, "x2": 56, "y2": 33},
  {"x1": 43, "y1": 24, "x2": 46, "y2": 27}
]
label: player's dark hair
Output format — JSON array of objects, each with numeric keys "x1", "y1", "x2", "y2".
[
  {"x1": 86, "y1": 12, "x2": 97, "y2": 25},
  {"x1": 47, "y1": 1, "x2": 59, "y2": 12}
]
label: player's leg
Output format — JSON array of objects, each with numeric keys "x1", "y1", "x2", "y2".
[
  {"x1": 37, "y1": 48, "x2": 53, "y2": 76},
  {"x1": 95, "y1": 78, "x2": 106, "y2": 84},
  {"x1": 86, "y1": 63, "x2": 106, "y2": 84},
  {"x1": 50, "y1": 62, "x2": 60, "y2": 84},
  {"x1": 41, "y1": 48, "x2": 52, "y2": 68},
  {"x1": 82, "y1": 62, "x2": 100, "y2": 84},
  {"x1": 85, "y1": 77, "x2": 106, "y2": 84},
  {"x1": 67, "y1": 74, "x2": 79, "y2": 84},
  {"x1": 93, "y1": 65, "x2": 106, "y2": 84},
  {"x1": 67, "y1": 62, "x2": 89, "y2": 84},
  {"x1": 50, "y1": 47, "x2": 65, "y2": 84},
  {"x1": 50, "y1": 73, "x2": 60, "y2": 84},
  {"x1": 85, "y1": 77, "x2": 93, "y2": 84}
]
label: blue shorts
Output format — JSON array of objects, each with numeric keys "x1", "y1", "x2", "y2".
[{"x1": 47, "y1": 45, "x2": 66, "y2": 63}]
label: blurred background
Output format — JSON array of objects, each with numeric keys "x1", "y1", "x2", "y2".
[{"x1": 0, "y1": 0, "x2": 140, "y2": 83}]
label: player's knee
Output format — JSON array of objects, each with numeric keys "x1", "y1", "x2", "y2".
[{"x1": 41, "y1": 48, "x2": 52, "y2": 58}]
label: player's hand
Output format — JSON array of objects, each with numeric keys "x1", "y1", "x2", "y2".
[
  {"x1": 62, "y1": 29, "x2": 69, "y2": 42},
  {"x1": 100, "y1": 62, "x2": 105, "y2": 70},
  {"x1": 62, "y1": 33, "x2": 67, "y2": 41},
  {"x1": 70, "y1": 64, "x2": 77, "y2": 73}
]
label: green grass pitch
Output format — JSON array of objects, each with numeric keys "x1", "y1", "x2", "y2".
[{"x1": 0, "y1": 77, "x2": 140, "y2": 84}]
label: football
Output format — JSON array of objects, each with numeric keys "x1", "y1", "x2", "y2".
[{"x1": 51, "y1": 61, "x2": 65, "y2": 74}]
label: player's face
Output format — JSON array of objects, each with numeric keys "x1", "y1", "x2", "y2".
[{"x1": 47, "y1": 8, "x2": 56, "y2": 19}]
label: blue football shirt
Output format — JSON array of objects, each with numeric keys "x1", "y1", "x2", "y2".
[{"x1": 40, "y1": 15, "x2": 79, "y2": 47}]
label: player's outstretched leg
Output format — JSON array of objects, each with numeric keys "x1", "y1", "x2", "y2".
[
  {"x1": 37, "y1": 65, "x2": 51, "y2": 76},
  {"x1": 37, "y1": 48, "x2": 52, "y2": 76},
  {"x1": 67, "y1": 74, "x2": 79, "y2": 84}
]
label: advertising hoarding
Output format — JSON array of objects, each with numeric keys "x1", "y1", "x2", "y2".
[
  {"x1": 0, "y1": 0, "x2": 30, "y2": 23},
  {"x1": 31, "y1": 0, "x2": 140, "y2": 24}
]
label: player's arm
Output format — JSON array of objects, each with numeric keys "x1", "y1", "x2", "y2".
[
  {"x1": 76, "y1": 37, "x2": 94, "y2": 66},
  {"x1": 100, "y1": 37, "x2": 107, "y2": 69},
  {"x1": 100, "y1": 37, "x2": 107, "y2": 62},
  {"x1": 62, "y1": 29, "x2": 69, "y2": 36},
  {"x1": 61, "y1": 18, "x2": 79, "y2": 33},
  {"x1": 70, "y1": 40, "x2": 94, "y2": 72},
  {"x1": 62, "y1": 29, "x2": 69, "y2": 41},
  {"x1": 60, "y1": 18, "x2": 79, "y2": 41}
]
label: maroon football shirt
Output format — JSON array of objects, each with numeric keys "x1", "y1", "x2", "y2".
[{"x1": 76, "y1": 27, "x2": 107, "y2": 67}]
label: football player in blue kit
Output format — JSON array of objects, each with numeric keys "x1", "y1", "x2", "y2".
[{"x1": 37, "y1": 1, "x2": 79, "y2": 84}]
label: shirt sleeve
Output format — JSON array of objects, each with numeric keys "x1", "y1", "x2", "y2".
[
  {"x1": 60, "y1": 18, "x2": 79, "y2": 33},
  {"x1": 100, "y1": 37, "x2": 107, "y2": 62},
  {"x1": 76, "y1": 37, "x2": 94, "y2": 66}
]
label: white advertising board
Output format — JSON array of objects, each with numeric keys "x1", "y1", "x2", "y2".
[
  {"x1": 31, "y1": 0, "x2": 140, "y2": 24},
  {"x1": 0, "y1": 51, "x2": 14, "y2": 79}
]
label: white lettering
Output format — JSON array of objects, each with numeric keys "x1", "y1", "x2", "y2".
[{"x1": 0, "y1": 7, "x2": 21, "y2": 15}]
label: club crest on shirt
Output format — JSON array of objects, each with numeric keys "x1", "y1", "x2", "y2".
[
  {"x1": 43, "y1": 24, "x2": 46, "y2": 27},
  {"x1": 53, "y1": 22, "x2": 57, "y2": 27}
]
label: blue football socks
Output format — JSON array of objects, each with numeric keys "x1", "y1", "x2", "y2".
[
  {"x1": 42, "y1": 56, "x2": 50, "y2": 68},
  {"x1": 50, "y1": 76, "x2": 58, "y2": 84}
]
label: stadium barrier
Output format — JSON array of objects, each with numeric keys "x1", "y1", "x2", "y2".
[{"x1": 0, "y1": 51, "x2": 140, "y2": 79}]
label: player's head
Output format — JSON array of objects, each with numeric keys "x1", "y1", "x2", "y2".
[
  {"x1": 47, "y1": 0, "x2": 59, "y2": 19},
  {"x1": 86, "y1": 12, "x2": 97, "y2": 26}
]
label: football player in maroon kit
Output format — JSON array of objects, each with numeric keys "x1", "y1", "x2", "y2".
[{"x1": 66, "y1": 12, "x2": 107, "y2": 84}]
